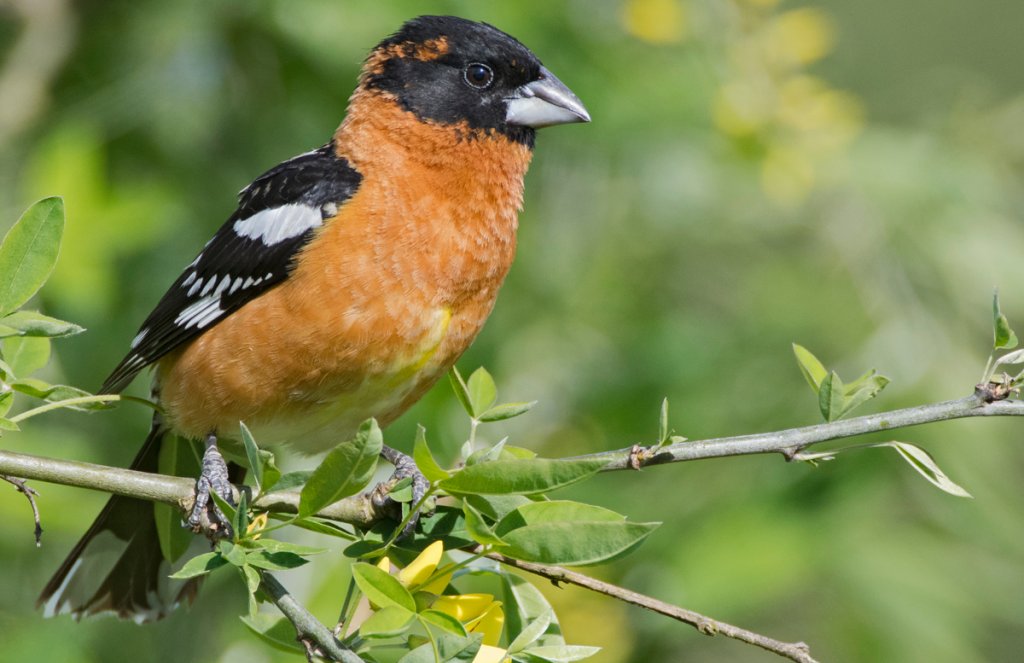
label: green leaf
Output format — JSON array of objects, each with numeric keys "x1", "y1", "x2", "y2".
[
  {"x1": 520, "y1": 645, "x2": 602, "y2": 662},
  {"x1": 268, "y1": 470, "x2": 311, "y2": 493},
  {"x1": 414, "y1": 425, "x2": 451, "y2": 481},
  {"x1": 0, "y1": 417, "x2": 20, "y2": 432},
  {"x1": 0, "y1": 197, "x2": 64, "y2": 316},
  {"x1": 387, "y1": 477, "x2": 415, "y2": 503},
  {"x1": 467, "y1": 368, "x2": 498, "y2": 417},
  {"x1": 994, "y1": 348, "x2": 1024, "y2": 366},
  {"x1": 493, "y1": 501, "x2": 659, "y2": 566},
  {"x1": 502, "y1": 575, "x2": 565, "y2": 647},
  {"x1": 2, "y1": 337, "x2": 50, "y2": 379},
  {"x1": 9, "y1": 379, "x2": 111, "y2": 410},
  {"x1": 462, "y1": 500, "x2": 506, "y2": 546},
  {"x1": 299, "y1": 418, "x2": 382, "y2": 517},
  {"x1": 399, "y1": 632, "x2": 481, "y2": 663},
  {"x1": 351, "y1": 562, "x2": 417, "y2": 612},
  {"x1": 156, "y1": 435, "x2": 201, "y2": 562},
  {"x1": 239, "y1": 421, "x2": 263, "y2": 493},
  {"x1": 241, "y1": 564, "x2": 261, "y2": 616},
  {"x1": 0, "y1": 311, "x2": 83, "y2": 338},
  {"x1": 817, "y1": 371, "x2": 845, "y2": 422},
  {"x1": 245, "y1": 550, "x2": 309, "y2": 571},
  {"x1": 252, "y1": 538, "x2": 326, "y2": 556},
  {"x1": 878, "y1": 441, "x2": 973, "y2": 498},
  {"x1": 500, "y1": 445, "x2": 537, "y2": 460},
  {"x1": 285, "y1": 516, "x2": 356, "y2": 539},
  {"x1": 0, "y1": 390, "x2": 12, "y2": 418},
  {"x1": 419, "y1": 610, "x2": 469, "y2": 636},
  {"x1": 840, "y1": 371, "x2": 890, "y2": 417},
  {"x1": 168, "y1": 552, "x2": 227, "y2": 579},
  {"x1": 359, "y1": 605, "x2": 416, "y2": 638},
  {"x1": 465, "y1": 494, "x2": 533, "y2": 521},
  {"x1": 466, "y1": 439, "x2": 507, "y2": 466},
  {"x1": 232, "y1": 491, "x2": 250, "y2": 541},
  {"x1": 219, "y1": 541, "x2": 247, "y2": 567},
  {"x1": 241, "y1": 563, "x2": 261, "y2": 594},
  {"x1": 792, "y1": 343, "x2": 828, "y2": 392},
  {"x1": 209, "y1": 492, "x2": 239, "y2": 540},
  {"x1": 240, "y1": 614, "x2": 304, "y2": 653},
  {"x1": 508, "y1": 610, "x2": 553, "y2": 654},
  {"x1": 259, "y1": 450, "x2": 281, "y2": 494},
  {"x1": 993, "y1": 291, "x2": 1019, "y2": 350},
  {"x1": 478, "y1": 401, "x2": 537, "y2": 423},
  {"x1": 440, "y1": 458, "x2": 608, "y2": 496},
  {"x1": 449, "y1": 367, "x2": 474, "y2": 417}
]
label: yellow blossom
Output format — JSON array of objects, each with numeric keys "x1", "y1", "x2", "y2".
[
  {"x1": 245, "y1": 512, "x2": 268, "y2": 539},
  {"x1": 622, "y1": 0, "x2": 688, "y2": 44},
  {"x1": 466, "y1": 601, "x2": 505, "y2": 647},
  {"x1": 766, "y1": 8, "x2": 835, "y2": 67},
  {"x1": 431, "y1": 593, "x2": 496, "y2": 622},
  {"x1": 376, "y1": 556, "x2": 391, "y2": 574},
  {"x1": 473, "y1": 644, "x2": 510, "y2": 663},
  {"x1": 398, "y1": 540, "x2": 443, "y2": 587}
]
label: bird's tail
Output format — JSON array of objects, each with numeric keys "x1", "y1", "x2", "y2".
[{"x1": 36, "y1": 416, "x2": 202, "y2": 623}]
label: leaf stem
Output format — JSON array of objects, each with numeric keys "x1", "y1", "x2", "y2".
[{"x1": 9, "y1": 394, "x2": 121, "y2": 423}]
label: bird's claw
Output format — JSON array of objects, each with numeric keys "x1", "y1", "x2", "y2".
[
  {"x1": 186, "y1": 434, "x2": 235, "y2": 540},
  {"x1": 374, "y1": 445, "x2": 432, "y2": 539}
]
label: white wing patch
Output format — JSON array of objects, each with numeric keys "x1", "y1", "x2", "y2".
[
  {"x1": 130, "y1": 329, "x2": 148, "y2": 349},
  {"x1": 232, "y1": 203, "x2": 322, "y2": 246}
]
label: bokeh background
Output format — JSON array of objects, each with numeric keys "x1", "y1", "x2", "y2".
[{"x1": 2, "y1": 0, "x2": 1024, "y2": 661}]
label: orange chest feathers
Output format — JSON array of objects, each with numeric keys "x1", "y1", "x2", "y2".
[{"x1": 157, "y1": 93, "x2": 534, "y2": 447}]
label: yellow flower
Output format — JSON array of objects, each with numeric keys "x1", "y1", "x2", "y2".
[
  {"x1": 765, "y1": 8, "x2": 835, "y2": 67},
  {"x1": 398, "y1": 540, "x2": 443, "y2": 587},
  {"x1": 245, "y1": 512, "x2": 268, "y2": 539},
  {"x1": 622, "y1": 0, "x2": 688, "y2": 44},
  {"x1": 473, "y1": 644, "x2": 510, "y2": 663},
  {"x1": 371, "y1": 542, "x2": 504, "y2": 646},
  {"x1": 431, "y1": 593, "x2": 495, "y2": 622},
  {"x1": 466, "y1": 601, "x2": 505, "y2": 647}
]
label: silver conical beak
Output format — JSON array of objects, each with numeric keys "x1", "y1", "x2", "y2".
[{"x1": 506, "y1": 66, "x2": 591, "y2": 128}]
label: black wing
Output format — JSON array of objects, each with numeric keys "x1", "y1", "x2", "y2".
[{"x1": 102, "y1": 142, "x2": 362, "y2": 394}]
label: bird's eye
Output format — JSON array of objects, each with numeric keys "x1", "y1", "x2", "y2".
[{"x1": 463, "y1": 63, "x2": 494, "y2": 89}]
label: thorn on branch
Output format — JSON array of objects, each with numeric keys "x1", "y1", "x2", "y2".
[
  {"x1": 628, "y1": 444, "x2": 645, "y2": 470},
  {"x1": 975, "y1": 380, "x2": 1015, "y2": 403},
  {"x1": 2, "y1": 474, "x2": 42, "y2": 546}
]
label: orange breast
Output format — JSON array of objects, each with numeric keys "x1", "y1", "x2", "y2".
[{"x1": 157, "y1": 92, "x2": 533, "y2": 450}]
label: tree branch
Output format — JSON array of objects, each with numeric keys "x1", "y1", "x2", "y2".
[
  {"x1": 582, "y1": 392, "x2": 1023, "y2": 471},
  {"x1": 1, "y1": 474, "x2": 42, "y2": 545},
  {"x1": 0, "y1": 448, "x2": 384, "y2": 527},
  {"x1": 260, "y1": 572, "x2": 365, "y2": 663},
  {"x1": 3, "y1": 391, "x2": 1022, "y2": 662},
  {"x1": 487, "y1": 552, "x2": 818, "y2": 663}
]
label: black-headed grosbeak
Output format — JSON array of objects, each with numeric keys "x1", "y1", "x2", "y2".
[{"x1": 38, "y1": 15, "x2": 588, "y2": 621}]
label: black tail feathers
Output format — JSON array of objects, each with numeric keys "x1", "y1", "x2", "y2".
[{"x1": 36, "y1": 419, "x2": 201, "y2": 622}]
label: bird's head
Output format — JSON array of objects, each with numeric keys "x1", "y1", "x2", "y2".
[{"x1": 357, "y1": 15, "x2": 590, "y2": 147}]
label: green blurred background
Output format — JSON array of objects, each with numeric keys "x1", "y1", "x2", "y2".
[{"x1": 2, "y1": 0, "x2": 1024, "y2": 661}]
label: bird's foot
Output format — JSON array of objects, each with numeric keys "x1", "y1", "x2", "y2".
[
  {"x1": 372, "y1": 445, "x2": 432, "y2": 539},
  {"x1": 186, "y1": 433, "x2": 236, "y2": 540}
]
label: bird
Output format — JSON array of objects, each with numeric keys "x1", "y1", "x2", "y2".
[{"x1": 37, "y1": 15, "x2": 589, "y2": 622}]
